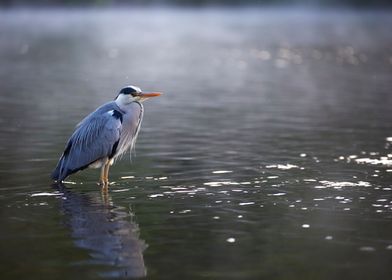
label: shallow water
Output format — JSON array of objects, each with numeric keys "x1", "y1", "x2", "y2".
[{"x1": 0, "y1": 7, "x2": 392, "y2": 279}]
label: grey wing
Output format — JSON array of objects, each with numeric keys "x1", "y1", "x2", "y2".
[{"x1": 52, "y1": 110, "x2": 122, "y2": 181}]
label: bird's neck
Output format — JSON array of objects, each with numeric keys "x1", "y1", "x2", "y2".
[
  {"x1": 115, "y1": 99, "x2": 142, "y2": 112},
  {"x1": 115, "y1": 95, "x2": 133, "y2": 110}
]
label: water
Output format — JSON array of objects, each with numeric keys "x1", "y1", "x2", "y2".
[{"x1": 1, "y1": 7, "x2": 392, "y2": 279}]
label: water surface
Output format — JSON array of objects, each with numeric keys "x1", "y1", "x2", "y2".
[{"x1": 0, "y1": 7, "x2": 392, "y2": 279}]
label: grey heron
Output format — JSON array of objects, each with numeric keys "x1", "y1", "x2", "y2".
[{"x1": 52, "y1": 85, "x2": 161, "y2": 186}]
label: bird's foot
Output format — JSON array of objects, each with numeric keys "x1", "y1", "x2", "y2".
[
  {"x1": 98, "y1": 180, "x2": 109, "y2": 188},
  {"x1": 101, "y1": 183, "x2": 110, "y2": 195},
  {"x1": 101, "y1": 184, "x2": 109, "y2": 193}
]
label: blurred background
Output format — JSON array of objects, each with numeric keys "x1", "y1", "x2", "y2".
[
  {"x1": 1, "y1": 0, "x2": 392, "y2": 8},
  {"x1": 0, "y1": 0, "x2": 391, "y2": 279}
]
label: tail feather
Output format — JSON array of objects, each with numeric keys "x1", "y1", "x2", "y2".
[
  {"x1": 52, "y1": 155, "x2": 91, "y2": 182},
  {"x1": 51, "y1": 167, "x2": 60, "y2": 181},
  {"x1": 51, "y1": 156, "x2": 69, "y2": 182}
]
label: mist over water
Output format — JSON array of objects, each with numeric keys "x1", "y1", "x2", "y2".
[{"x1": 0, "y1": 7, "x2": 391, "y2": 279}]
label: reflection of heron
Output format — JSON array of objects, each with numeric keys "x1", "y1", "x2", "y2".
[
  {"x1": 52, "y1": 86, "x2": 162, "y2": 187},
  {"x1": 53, "y1": 183, "x2": 147, "y2": 278}
]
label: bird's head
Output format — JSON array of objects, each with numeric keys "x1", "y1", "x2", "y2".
[{"x1": 115, "y1": 85, "x2": 161, "y2": 105}]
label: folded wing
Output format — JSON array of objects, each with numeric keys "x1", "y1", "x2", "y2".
[{"x1": 52, "y1": 109, "x2": 122, "y2": 181}]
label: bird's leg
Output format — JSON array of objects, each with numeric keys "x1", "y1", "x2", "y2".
[
  {"x1": 104, "y1": 162, "x2": 110, "y2": 185},
  {"x1": 100, "y1": 163, "x2": 107, "y2": 186}
]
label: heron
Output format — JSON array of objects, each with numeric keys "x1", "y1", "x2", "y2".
[{"x1": 51, "y1": 85, "x2": 161, "y2": 186}]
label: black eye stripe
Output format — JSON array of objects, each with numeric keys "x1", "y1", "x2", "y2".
[{"x1": 119, "y1": 86, "x2": 140, "y2": 95}]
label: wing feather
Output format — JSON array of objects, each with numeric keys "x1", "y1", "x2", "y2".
[{"x1": 52, "y1": 109, "x2": 122, "y2": 181}]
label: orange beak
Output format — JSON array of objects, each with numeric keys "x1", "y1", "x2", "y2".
[{"x1": 139, "y1": 92, "x2": 162, "y2": 98}]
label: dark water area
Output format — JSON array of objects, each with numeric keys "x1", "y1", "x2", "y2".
[{"x1": 0, "y1": 7, "x2": 392, "y2": 279}]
